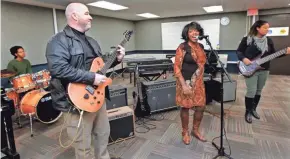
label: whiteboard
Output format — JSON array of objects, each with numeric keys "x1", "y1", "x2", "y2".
[{"x1": 161, "y1": 19, "x2": 220, "y2": 50}]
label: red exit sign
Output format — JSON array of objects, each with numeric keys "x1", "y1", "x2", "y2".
[{"x1": 247, "y1": 9, "x2": 259, "y2": 16}]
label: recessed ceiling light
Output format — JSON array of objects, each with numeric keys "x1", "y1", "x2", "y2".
[
  {"x1": 87, "y1": 1, "x2": 128, "y2": 11},
  {"x1": 203, "y1": 5, "x2": 223, "y2": 13},
  {"x1": 288, "y1": 3, "x2": 290, "y2": 6},
  {"x1": 136, "y1": 13, "x2": 160, "y2": 18}
]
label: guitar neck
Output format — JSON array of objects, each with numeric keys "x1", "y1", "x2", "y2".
[
  {"x1": 137, "y1": 81, "x2": 144, "y2": 103},
  {"x1": 100, "y1": 39, "x2": 128, "y2": 74},
  {"x1": 135, "y1": 66, "x2": 144, "y2": 102},
  {"x1": 256, "y1": 48, "x2": 287, "y2": 65}
]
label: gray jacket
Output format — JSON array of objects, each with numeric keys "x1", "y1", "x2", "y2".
[{"x1": 46, "y1": 25, "x2": 119, "y2": 112}]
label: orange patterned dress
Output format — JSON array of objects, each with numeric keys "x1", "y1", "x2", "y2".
[{"x1": 174, "y1": 42, "x2": 206, "y2": 108}]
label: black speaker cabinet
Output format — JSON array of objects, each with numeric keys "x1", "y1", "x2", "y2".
[
  {"x1": 107, "y1": 106, "x2": 135, "y2": 145},
  {"x1": 141, "y1": 79, "x2": 178, "y2": 113},
  {"x1": 106, "y1": 85, "x2": 128, "y2": 110},
  {"x1": 209, "y1": 78, "x2": 237, "y2": 102}
]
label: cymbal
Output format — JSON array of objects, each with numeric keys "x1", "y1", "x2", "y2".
[{"x1": 1, "y1": 69, "x2": 16, "y2": 78}]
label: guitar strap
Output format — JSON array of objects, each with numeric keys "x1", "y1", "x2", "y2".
[{"x1": 249, "y1": 37, "x2": 269, "y2": 57}]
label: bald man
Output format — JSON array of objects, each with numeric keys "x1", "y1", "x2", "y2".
[{"x1": 45, "y1": 3, "x2": 124, "y2": 159}]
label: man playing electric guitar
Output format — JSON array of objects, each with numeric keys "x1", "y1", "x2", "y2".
[{"x1": 45, "y1": 3, "x2": 125, "y2": 159}]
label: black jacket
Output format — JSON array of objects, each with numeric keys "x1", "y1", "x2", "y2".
[
  {"x1": 46, "y1": 25, "x2": 120, "y2": 112},
  {"x1": 236, "y1": 36, "x2": 278, "y2": 70}
]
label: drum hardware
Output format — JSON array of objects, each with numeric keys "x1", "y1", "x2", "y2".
[
  {"x1": 13, "y1": 110, "x2": 41, "y2": 130},
  {"x1": 14, "y1": 109, "x2": 23, "y2": 128},
  {"x1": 13, "y1": 112, "x2": 36, "y2": 137},
  {"x1": 29, "y1": 113, "x2": 33, "y2": 137}
]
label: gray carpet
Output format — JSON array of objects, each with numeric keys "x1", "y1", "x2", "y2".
[{"x1": 10, "y1": 73, "x2": 290, "y2": 159}]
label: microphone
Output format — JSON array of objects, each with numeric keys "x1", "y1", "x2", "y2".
[{"x1": 195, "y1": 35, "x2": 209, "y2": 40}]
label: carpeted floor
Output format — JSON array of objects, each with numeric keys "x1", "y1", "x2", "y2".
[{"x1": 8, "y1": 73, "x2": 290, "y2": 159}]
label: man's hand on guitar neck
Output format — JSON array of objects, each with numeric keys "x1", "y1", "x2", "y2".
[
  {"x1": 286, "y1": 47, "x2": 290, "y2": 55},
  {"x1": 116, "y1": 45, "x2": 125, "y2": 62},
  {"x1": 93, "y1": 73, "x2": 106, "y2": 85}
]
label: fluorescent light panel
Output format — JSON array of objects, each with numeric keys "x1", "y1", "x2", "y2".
[
  {"x1": 203, "y1": 5, "x2": 223, "y2": 13},
  {"x1": 137, "y1": 13, "x2": 160, "y2": 18},
  {"x1": 87, "y1": 1, "x2": 128, "y2": 11}
]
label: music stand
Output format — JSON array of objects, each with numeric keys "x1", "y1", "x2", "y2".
[{"x1": 203, "y1": 37, "x2": 233, "y2": 159}]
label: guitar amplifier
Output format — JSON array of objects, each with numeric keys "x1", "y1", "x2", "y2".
[
  {"x1": 141, "y1": 78, "x2": 177, "y2": 113},
  {"x1": 106, "y1": 85, "x2": 128, "y2": 110},
  {"x1": 107, "y1": 106, "x2": 135, "y2": 144},
  {"x1": 209, "y1": 78, "x2": 237, "y2": 102}
]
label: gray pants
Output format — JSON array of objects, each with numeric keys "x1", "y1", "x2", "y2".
[
  {"x1": 245, "y1": 70, "x2": 269, "y2": 98},
  {"x1": 66, "y1": 103, "x2": 110, "y2": 159}
]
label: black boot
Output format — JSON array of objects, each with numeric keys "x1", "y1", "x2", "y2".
[
  {"x1": 252, "y1": 95, "x2": 261, "y2": 119},
  {"x1": 245, "y1": 97, "x2": 253, "y2": 124}
]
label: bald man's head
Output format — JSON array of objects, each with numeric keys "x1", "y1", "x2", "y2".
[{"x1": 65, "y1": 3, "x2": 93, "y2": 32}]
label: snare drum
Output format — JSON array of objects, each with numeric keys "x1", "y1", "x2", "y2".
[
  {"x1": 12, "y1": 74, "x2": 35, "y2": 93},
  {"x1": 20, "y1": 90, "x2": 62, "y2": 124},
  {"x1": 33, "y1": 70, "x2": 51, "y2": 89}
]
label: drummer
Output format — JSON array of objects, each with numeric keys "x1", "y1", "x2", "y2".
[{"x1": 7, "y1": 46, "x2": 32, "y2": 78}]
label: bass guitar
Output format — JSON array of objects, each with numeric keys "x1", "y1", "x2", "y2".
[
  {"x1": 67, "y1": 30, "x2": 133, "y2": 112},
  {"x1": 132, "y1": 65, "x2": 151, "y2": 117},
  {"x1": 238, "y1": 48, "x2": 287, "y2": 77}
]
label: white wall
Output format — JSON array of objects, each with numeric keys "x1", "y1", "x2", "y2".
[
  {"x1": 135, "y1": 12, "x2": 247, "y2": 50},
  {"x1": 1, "y1": 2, "x2": 54, "y2": 68}
]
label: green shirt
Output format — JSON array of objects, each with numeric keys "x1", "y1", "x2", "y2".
[{"x1": 7, "y1": 59, "x2": 32, "y2": 77}]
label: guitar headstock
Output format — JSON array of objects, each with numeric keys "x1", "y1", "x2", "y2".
[{"x1": 123, "y1": 30, "x2": 133, "y2": 42}]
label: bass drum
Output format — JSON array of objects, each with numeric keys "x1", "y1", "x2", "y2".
[{"x1": 20, "y1": 90, "x2": 62, "y2": 124}]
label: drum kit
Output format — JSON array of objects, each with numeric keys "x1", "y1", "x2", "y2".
[{"x1": 1, "y1": 69, "x2": 62, "y2": 137}]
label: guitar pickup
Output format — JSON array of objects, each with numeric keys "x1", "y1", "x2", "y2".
[{"x1": 85, "y1": 85, "x2": 95, "y2": 95}]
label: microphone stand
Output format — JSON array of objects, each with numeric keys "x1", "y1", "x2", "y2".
[{"x1": 203, "y1": 36, "x2": 233, "y2": 159}]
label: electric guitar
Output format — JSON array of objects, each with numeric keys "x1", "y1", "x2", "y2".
[
  {"x1": 67, "y1": 30, "x2": 133, "y2": 112},
  {"x1": 132, "y1": 65, "x2": 151, "y2": 117},
  {"x1": 238, "y1": 48, "x2": 287, "y2": 77}
]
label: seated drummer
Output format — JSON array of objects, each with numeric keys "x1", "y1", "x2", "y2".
[{"x1": 7, "y1": 46, "x2": 32, "y2": 77}]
